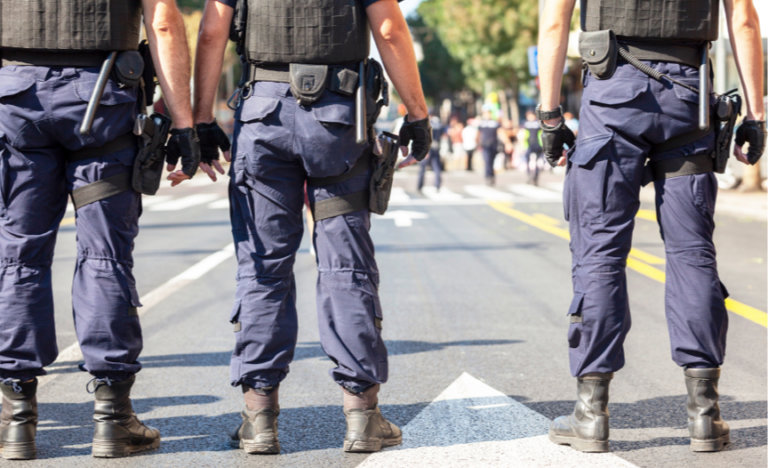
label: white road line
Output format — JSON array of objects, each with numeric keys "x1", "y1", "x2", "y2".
[
  {"x1": 358, "y1": 373, "x2": 638, "y2": 468},
  {"x1": 38, "y1": 243, "x2": 235, "y2": 388},
  {"x1": 545, "y1": 182, "x2": 565, "y2": 193},
  {"x1": 507, "y1": 184, "x2": 563, "y2": 202},
  {"x1": 464, "y1": 185, "x2": 517, "y2": 202},
  {"x1": 208, "y1": 197, "x2": 230, "y2": 210},
  {"x1": 421, "y1": 186, "x2": 465, "y2": 201},
  {"x1": 375, "y1": 210, "x2": 429, "y2": 227},
  {"x1": 149, "y1": 193, "x2": 220, "y2": 211},
  {"x1": 140, "y1": 195, "x2": 174, "y2": 207},
  {"x1": 389, "y1": 187, "x2": 411, "y2": 203}
]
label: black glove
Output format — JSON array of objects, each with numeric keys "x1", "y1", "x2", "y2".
[
  {"x1": 166, "y1": 127, "x2": 201, "y2": 178},
  {"x1": 398, "y1": 116, "x2": 432, "y2": 161},
  {"x1": 541, "y1": 119, "x2": 575, "y2": 167},
  {"x1": 735, "y1": 119, "x2": 766, "y2": 165},
  {"x1": 195, "y1": 120, "x2": 231, "y2": 164}
]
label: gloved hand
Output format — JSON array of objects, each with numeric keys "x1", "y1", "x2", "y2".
[
  {"x1": 195, "y1": 120, "x2": 231, "y2": 164},
  {"x1": 541, "y1": 119, "x2": 575, "y2": 167},
  {"x1": 166, "y1": 127, "x2": 201, "y2": 178},
  {"x1": 735, "y1": 119, "x2": 766, "y2": 165},
  {"x1": 398, "y1": 116, "x2": 432, "y2": 161}
]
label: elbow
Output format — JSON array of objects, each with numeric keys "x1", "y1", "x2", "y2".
[{"x1": 376, "y1": 18, "x2": 409, "y2": 46}]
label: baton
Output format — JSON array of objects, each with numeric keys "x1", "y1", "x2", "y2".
[
  {"x1": 80, "y1": 51, "x2": 118, "y2": 135},
  {"x1": 355, "y1": 61, "x2": 368, "y2": 144},
  {"x1": 698, "y1": 46, "x2": 709, "y2": 131}
]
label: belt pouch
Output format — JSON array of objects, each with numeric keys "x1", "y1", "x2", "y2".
[
  {"x1": 289, "y1": 64, "x2": 328, "y2": 106},
  {"x1": 579, "y1": 30, "x2": 618, "y2": 80},
  {"x1": 113, "y1": 51, "x2": 144, "y2": 89}
]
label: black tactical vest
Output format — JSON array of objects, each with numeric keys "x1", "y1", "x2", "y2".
[
  {"x1": 581, "y1": 0, "x2": 719, "y2": 42},
  {"x1": 245, "y1": 0, "x2": 370, "y2": 65},
  {"x1": 0, "y1": 0, "x2": 142, "y2": 51}
]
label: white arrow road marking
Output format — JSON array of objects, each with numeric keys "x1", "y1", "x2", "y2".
[
  {"x1": 358, "y1": 373, "x2": 637, "y2": 468},
  {"x1": 375, "y1": 210, "x2": 429, "y2": 227},
  {"x1": 149, "y1": 193, "x2": 220, "y2": 211}
]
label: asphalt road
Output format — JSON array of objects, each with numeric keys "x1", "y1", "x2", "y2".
[{"x1": 23, "y1": 164, "x2": 767, "y2": 467}]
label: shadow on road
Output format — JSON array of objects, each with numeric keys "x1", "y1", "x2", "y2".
[
  {"x1": 521, "y1": 395, "x2": 767, "y2": 451},
  {"x1": 44, "y1": 339, "x2": 522, "y2": 375}
]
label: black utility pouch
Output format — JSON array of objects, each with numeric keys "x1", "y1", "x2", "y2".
[
  {"x1": 369, "y1": 132, "x2": 400, "y2": 215},
  {"x1": 112, "y1": 51, "x2": 144, "y2": 89},
  {"x1": 712, "y1": 91, "x2": 742, "y2": 173},
  {"x1": 579, "y1": 30, "x2": 618, "y2": 80},
  {"x1": 132, "y1": 113, "x2": 172, "y2": 195},
  {"x1": 364, "y1": 58, "x2": 389, "y2": 128},
  {"x1": 289, "y1": 64, "x2": 328, "y2": 106}
]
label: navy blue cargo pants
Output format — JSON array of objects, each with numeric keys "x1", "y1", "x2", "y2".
[
  {"x1": 229, "y1": 81, "x2": 387, "y2": 393},
  {"x1": 565, "y1": 61, "x2": 728, "y2": 377},
  {"x1": 0, "y1": 66, "x2": 143, "y2": 381}
]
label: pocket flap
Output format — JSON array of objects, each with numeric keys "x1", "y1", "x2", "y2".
[
  {"x1": 569, "y1": 133, "x2": 612, "y2": 166},
  {"x1": 238, "y1": 96, "x2": 280, "y2": 123},
  {"x1": 311, "y1": 101, "x2": 354, "y2": 126},
  {"x1": 588, "y1": 79, "x2": 647, "y2": 106},
  {"x1": 75, "y1": 80, "x2": 137, "y2": 106},
  {"x1": 0, "y1": 75, "x2": 34, "y2": 98},
  {"x1": 579, "y1": 30, "x2": 614, "y2": 65},
  {"x1": 567, "y1": 292, "x2": 585, "y2": 318},
  {"x1": 673, "y1": 80, "x2": 700, "y2": 104}
]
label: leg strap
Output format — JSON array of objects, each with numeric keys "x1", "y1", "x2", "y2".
[
  {"x1": 71, "y1": 172, "x2": 132, "y2": 210},
  {"x1": 308, "y1": 153, "x2": 371, "y2": 220},
  {"x1": 66, "y1": 133, "x2": 136, "y2": 163},
  {"x1": 645, "y1": 153, "x2": 713, "y2": 183}
]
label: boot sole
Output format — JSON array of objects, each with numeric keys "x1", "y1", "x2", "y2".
[
  {"x1": 343, "y1": 434, "x2": 402, "y2": 453},
  {"x1": 239, "y1": 439, "x2": 280, "y2": 455},
  {"x1": 549, "y1": 430, "x2": 609, "y2": 453},
  {"x1": 691, "y1": 434, "x2": 730, "y2": 452},
  {"x1": 92, "y1": 438, "x2": 160, "y2": 458},
  {"x1": 1, "y1": 441, "x2": 36, "y2": 460}
]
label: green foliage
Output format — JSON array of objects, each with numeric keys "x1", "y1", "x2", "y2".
[
  {"x1": 418, "y1": 0, "x2": 538, "y2": 92},
  {"x1": 407, "y1": 15, "x2": 467, "y2": 103},
  {"x1": 177, "y1": 0, "x2": 204, "y2": 11}
]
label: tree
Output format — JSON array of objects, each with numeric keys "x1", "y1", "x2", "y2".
[
  {"x1": 418, "y1": 0, "x2": 538, "y2": 121},
  {"x1": 407, "y1": 15, "x2": 467, "y2": 106}
]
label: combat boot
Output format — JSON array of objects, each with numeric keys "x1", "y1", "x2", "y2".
[
  {"x1": 549, "y1": 372, "x2": 612, "y2": 452},
  {"x1": 230, "y1": 386, "x2": 280, "y2": 454},
  {"x1": 343, "y1": 384, "x2": 402, "y2": 452},
  {"x1": 91, "y1": 375, "x2": 160, "y2": 458},
  {"x1": 685, "y1": 368, "x2": 730, "y2": 452},
  {"x1": 0, "y1": 378, "x2": 38, "y2": 460}
]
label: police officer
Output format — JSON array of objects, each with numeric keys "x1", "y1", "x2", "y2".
[
  {"x1": 417, "y1": 113, "x2": 445, "y2": 193},
  {"x1": 193, "y1": 0, "x2": 430, "y2": 454},
  {"x1": 0, "y1": 0, "x2": 200, "y2": 460},
  {"x1": 477, "y1": 108, "x2": 501, "y2": 186},
  {"x1": 538, "y1": 0, "x2": 765, "y2": 453}
]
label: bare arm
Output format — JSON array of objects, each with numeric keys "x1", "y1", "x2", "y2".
[
  {"x1": 142, "y1": 0, "x2": 193, "y2": 129},
  {"x1": 537, "y1": 0, "x2": 577, "y2": 116},
  {"x1": 366, "y1": 0, "x2": 428, "y2": 120},
  {"x1": 723, "y1": 0, "x2": 764, "y2": 121},
  {"x1": 193, "y1": 0, "x2": 233, "y2": 124}
]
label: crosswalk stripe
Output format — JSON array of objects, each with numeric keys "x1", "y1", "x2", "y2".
[
  {"x1": 208, "y1": 198, "x2": 230, "y2": 210},
  {"x1": 141, "y1": 195, "x2": 174, "y2": 207},
  {"x1": 507, "y1": 184, "x2": 562, "y2": 201},
  {"x1": 388, "y1": 187, "x2": 411, "y2": 203},
  {"x1": 421, "y1": 186, "x2": 464, "y2": 201},
  {"x1": 464, "y1": 185, "x2": 517, "y2": 201},
  {"x1": 149, "y1": 193, "x2": 220, "y2": 211}
]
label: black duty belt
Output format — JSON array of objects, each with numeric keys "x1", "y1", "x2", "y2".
[
  {"x1": 1, "y1": 49, "x2": 110, "y2": 67},
  {"x1": 620, "y1": 41, "x2": 702, "y2": 69},
  {"x1": 248, "y1": 62, "x2": 359, "y2": 95}
]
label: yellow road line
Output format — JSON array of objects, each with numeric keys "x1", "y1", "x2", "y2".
[
  {"x1": 488, "y1": 201, "x2": 768, "y2": 328},
  {"x1": 532, "y1": 213, "x2": 562, "y2": 226},
  {"x1": 628, "y1": 248, "x2": 665, "y2": 265},
  {"x1": 61, "y1": 217, "x2": 75, "y2": 226},
  {"x1": 636, "y1": 209, "x2": 657, "y2": 222}
]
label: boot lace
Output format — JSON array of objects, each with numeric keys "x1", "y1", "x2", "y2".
[
  {"x1": 1, "y1": 378, "x2": 22, "y2": 393},
  {"x1": 86, "y1": 376, "x2": 113, "y2": 394}
]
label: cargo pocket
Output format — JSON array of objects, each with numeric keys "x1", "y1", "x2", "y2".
[
  {"x1": 567, "y1": 292, "x2": 586, "y2": 367},
  {"x1": 238, "y1": 96, "x2": 280, "y2": 124},
  {"x1": 587, "y1": 78, "x2": 647, "y2": 106},
  {"x1": 74, "y1": 79, "x2": 137, "y2": 107},
  {"x1": 0, "y1": 73, "x2": 35, "y2": 101},
  {"x1": 307, "y1": 98, "x2": 360, "y2": 177},
  {"x1": 566, "y1": 133, "x2": 613, "y2": 225}
]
